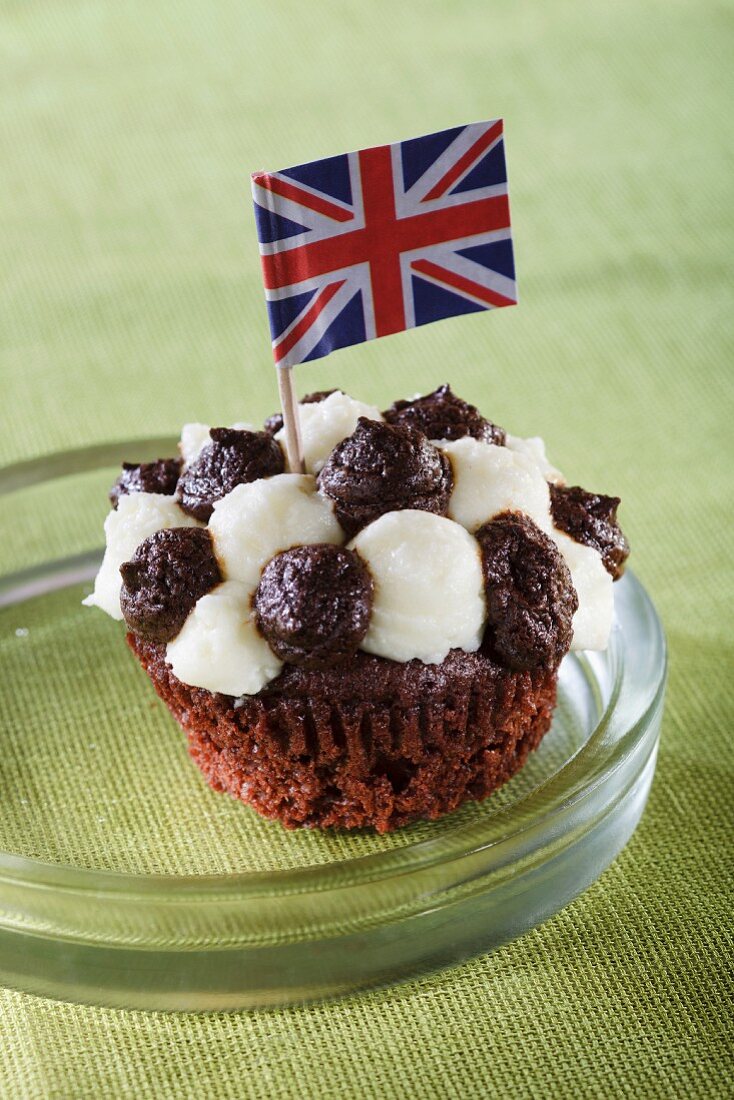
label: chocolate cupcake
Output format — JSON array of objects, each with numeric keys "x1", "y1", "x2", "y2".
[
  {"x1": 85, "y1": 386, "x2": 628, "y2": 832},
  {"x1": 129, "y1": 635, "x2": 559, "y2": 832}
]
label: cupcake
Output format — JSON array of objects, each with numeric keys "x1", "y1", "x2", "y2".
[{"x1": 84, "y1": 385, "x2": 629, "y2": 832}]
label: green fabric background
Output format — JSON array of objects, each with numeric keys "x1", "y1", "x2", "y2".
[{"x1": 1, "y1": 0, "x2": 732, "y2": 1096}]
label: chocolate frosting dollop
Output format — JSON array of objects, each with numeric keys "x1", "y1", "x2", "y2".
[
  {"x1": 383, "y1": 383, "x2": 505, "y2": 445},
  {"x1": 254, "y1": 544, "x2": 373, "y2": 669},
  {"x1": 263, "y1": 389, "x2": 339, "y2": 436},
  {"x1": 109, "y1": 458, "x2": 182, "y2": 509},
  {"x1": 550, "y1": 484, "x2": 629, "y2": 580},
  {"x1": 476, "y1": 511, "x2": 578, "y2": 671},
  {"x1": 177, "y1": 427, "x2": 284, "y2": 521},
  {"x1": 317, "y1": 417, "x2": 453, "y2": 537},
  {"x1": 119, "y1": 527, "x2": 222, "y2": 642}
]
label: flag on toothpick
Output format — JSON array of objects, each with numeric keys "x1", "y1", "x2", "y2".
[{"x1": 251, "y1": 120, "x2": 517, "y2": 369}]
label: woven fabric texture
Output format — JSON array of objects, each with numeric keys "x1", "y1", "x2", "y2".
[{"x1": 1, "y1": 0, "x2": 732, "y2": 1096}]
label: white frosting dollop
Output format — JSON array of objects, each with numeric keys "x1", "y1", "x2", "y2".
[
  {"x1": 166, "y1": 580, "x2": 282, "y2": 695},
  {"x1": 440, "y1": 437, "x2": 552, "y2": 534},
  {"x1": 505, "y1": 433, "x2": 564, "y2": 485},
  {"x1": 349, "y1": 510, "x2": 486, "y2": 664},
  {"x1": 83, "y1": 493, "x2": 200, "y2": 619},
  {"x1": 179, "y1": 423, "x2": 211, "y2": 467},
  {"x1": 551, "y1": 530, "x2": 613, "y2": 651},
  {"x1": 208, "y1": 473, "x2": 343, "y2": 592},
  {"x1": 276, "y1": 390, "x2": 383, "y2": 473},
  {"x1": 179, "y1": 421, "x2": 256, "y2": 467}
]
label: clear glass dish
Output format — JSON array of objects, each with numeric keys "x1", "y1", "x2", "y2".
[{"x1": 0, "y1": 441, "x2": 667, "y2": 1011}]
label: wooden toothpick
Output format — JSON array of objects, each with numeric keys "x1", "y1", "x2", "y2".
[{"x1": 277, "y1": 365, "x2": 305, "y2": 473}]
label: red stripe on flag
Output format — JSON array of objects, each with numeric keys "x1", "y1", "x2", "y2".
[
  {"x1": 272, "y1": 280, "x2": 345, "y2": 362},
  {"x1": 358, "y1": 145, "x2": 406, "y2": 337},
  {"x1": 260, "y1": 194, "x2": 510, "y2": 291},
  {"x1": 411, "y1": 258, "x2": 516, "y2": 308},
  {"x1": 421, "y1": 120, "x2": 504, "y2": 202},
  {"x1": 253, "y1": 172, "x2": 353, "y2": 223}
]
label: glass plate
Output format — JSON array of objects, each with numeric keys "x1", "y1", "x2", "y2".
[{"x1": 0, "y1": 442, "x2": 667, "y2": 1011}]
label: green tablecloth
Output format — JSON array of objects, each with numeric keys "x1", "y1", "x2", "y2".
[{"x1": 2, "y1": 0, "x2": 732, "y2": 1095}]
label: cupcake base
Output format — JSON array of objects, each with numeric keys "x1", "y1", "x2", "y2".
[{"x1": 129, "y1": 634, "x2": 558, "y2": 833}]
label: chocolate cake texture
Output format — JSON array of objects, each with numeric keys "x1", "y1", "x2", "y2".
[
  {"x1": 130, "y1": 633, "x2": 557, "y2": 832},
  {"x1": 383, "y1": 383, "x2": 506, "y2": 445},
  {"x1": 109, "y1": 458, "x2": 182, "y2": 509},
  {"x1": 476, "y1": 512, "x2": 578, "y2": 671},
  {"x1": 120, "y1": 528, "x2": 222, "y2": 643},
  {"x1": 254, "y1": 544, "x2": 373, "y2": 670},
  {"x1": 318, "y1": 417, "x2": 453, "y2": 537},
  {"x1": 550, "y1": 484, "x2": 630, "y2": 580},
  {"x1": 177, "y1": 427, "x2": 284, "y2": 521}
]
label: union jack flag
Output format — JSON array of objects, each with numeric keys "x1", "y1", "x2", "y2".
[{"x1": 251, "y1": 120, "x2": 516, "y2": 368}]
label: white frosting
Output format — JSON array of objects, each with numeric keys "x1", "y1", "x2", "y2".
[
  {"x1": 349, "y1": 510, "x2": 486, "y2": 664},
  {"x1": 505, "y1": 433, "x2": 564, "y2": 485},
  {"x1": 87, "y1": 394, "x2": 618, "y2": 695},
  {"x1": 551, "y1": 530, "x2": 613, "y2": 651},
  {"x1": 179, "y1": 423, "x2": 212, "y2": 467},
  {"x1": 83, "y1": 493, "x2": 200, "y2": 619},
  {"x1": 166, "y1": 580, "x2": 282, "y2": 695},
  {"x1": 440, "y1": 437, "x2": 552, "y2": 534},
  {"x1": 208, "y1": 473, "x2": 343, "y2": 592},
  {"x1": 179, "y1": 421, "x2": 256, "y2": 467},
  {"x1": 276, "y1": 390, "x2": 383, "y2": 473}
]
